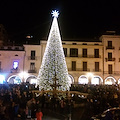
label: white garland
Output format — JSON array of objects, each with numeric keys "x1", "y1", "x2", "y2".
[{"x1": 37, "y1": 15, "x2": 71, "y2": 91}]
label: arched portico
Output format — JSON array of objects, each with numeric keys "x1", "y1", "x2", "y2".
[
  {"x1": 91, "y1": 76, "x2": 103, "y2": 85},
  {"x1": 118, "y1": 79, "x2": 120, "y2": 84},
  {"x1": 78, "y1": 75, "x2": 88, "y2": 84},
  {"x1": 105, "y1": 76, "x2": 116, "y2": 85},
  {"x1": 26, "y1": 75, "x2": 37, "y2": 84},
  {"x1": 68, "y1": 74, "x2": 74, "y2": 84},
  {"x1": 7, "y1": 75, "x2": 22, "y2": 84}
]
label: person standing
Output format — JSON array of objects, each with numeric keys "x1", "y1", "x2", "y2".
[{"x1": 36, "y1": 109, "x2": 43, "y2": 120}]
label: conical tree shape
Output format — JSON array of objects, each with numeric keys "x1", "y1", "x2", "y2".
[{"x1": 38, "y1": 10, "x2": 70, "y2": 91}]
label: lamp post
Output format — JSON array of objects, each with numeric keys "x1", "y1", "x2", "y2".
[
  {"x1": 87, "y1": 73, "x2": 93, "y2": 84},
  {"x1": 19, "y1": 71, "x2": 28, "y2": 83}
]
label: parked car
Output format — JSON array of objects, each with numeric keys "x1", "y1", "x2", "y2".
[{"x1": 91, "y1": 107, "x2": 120, "y2": 120}]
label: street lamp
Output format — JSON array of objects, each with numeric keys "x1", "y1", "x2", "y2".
[
  {"x1": 0, "y1": 75, "x2": 5, "y2": 84},
  {"x1": 19, "y1": 71, "x2": 28, "y2": 82},
  {"x1": 87, "y1": 73, "x2": 94, "y2": 84}
]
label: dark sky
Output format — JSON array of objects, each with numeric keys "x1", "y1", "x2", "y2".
[{"x1": 0, "y1": 0, "x2": 120, "y2": 44}]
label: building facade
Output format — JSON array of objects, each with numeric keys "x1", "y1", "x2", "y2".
[{"x1": 0, "y1": 34, "x2": 120, "y2": 85}]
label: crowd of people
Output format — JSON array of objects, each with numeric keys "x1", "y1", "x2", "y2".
[
  {"x1": 0, "y1": 83, "x2": 73, "y2": 120},
  {"x1": 71, "y1": 84, "x2": 120, "y2": 117},
  {"x1": 0, "y1": 83, "x2": 120, "y2": 120}
]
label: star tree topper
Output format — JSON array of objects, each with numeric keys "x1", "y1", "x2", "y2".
[{"x1": 51, "y1": 10, "x2": 59, "y2": 18}]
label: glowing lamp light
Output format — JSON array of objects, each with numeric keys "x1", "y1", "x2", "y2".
[
  {"x1": 51, "y1": 10, "x2": 59, "y2": 18},
  {"x1": 91, "y1": 77, "x2": 99, "y2": 84},
  {"x1": 19, "y1": 72, "x2": 28, "y2": 79},
  {"x1": 0, "y1": 75, "x2": 5, "y2": 84},
  {"x1": 87, "y1": 73, "x2": 93, "y2": 77},
  {"x1": 31, "y1": 79, "x2": 37, "y2": 84}
]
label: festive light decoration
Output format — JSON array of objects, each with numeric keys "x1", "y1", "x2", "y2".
[
  {"x1": 37, "y1": 10, "x2": 71, "y2": 91},
  {"x1": 51, "y1": 10, "x2": 59, "y2": 18}
]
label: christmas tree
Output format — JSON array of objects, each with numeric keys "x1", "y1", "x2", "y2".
[{"x1": 37, "y1": 10, "x2": 70, "y2": 91}]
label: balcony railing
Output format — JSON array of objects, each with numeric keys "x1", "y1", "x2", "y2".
[
  {"x1": 66, "y1": 55, "x2": 101, "y2": 58},
  {"x1": 93, "y1": 69, "x2": 102, "y2": 72},
  {"x1": 28, "y1": 56, "x2": 37, "y2": 60},
  {"x1": 106, "y1": 46, "x2": 115, "y2": 50},
  {"x1": 105, "y1": 58, "x2": 115, "y2": 62},
  {"x1": 28, "y1": 69, "x2": 37, "y2": 73},
  {"x1": 104, "y1": 71, "x2": 120, "y2": 74},
  {"x1": 68, "y1": 68, "x2": 90, "y2": 71},
  {"x1": 10, "y1": 68, "x2": 20, "y2": 73}
]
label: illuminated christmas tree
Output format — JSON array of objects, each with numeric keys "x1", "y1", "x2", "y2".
[{"x1": 38, "y1": 10, "x2": 70, "y2": 91}]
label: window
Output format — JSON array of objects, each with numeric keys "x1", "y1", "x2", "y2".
[
  {"x1": 31, "y1": 50, "x2": 35, "y2": 60},
  {"x1": 63, "y1": 48, "x2": 67, "y2": 57},
  {"x1": 95, "y1": 62, "x2": 99, "y2": 71},
  {"x1": 82, "y1": 43, "x2": 87, "y2": 45},
  {"x1": 108, "y1": 64, "x2": 112, "y2": 74},
  {"x1": 108, "y1": 41, "x2": 112, "y2": 47},
  {"x1": 108, "y1": 52, "x2": 112, "y2": 60},
  {"x1": 70, "y1": 48, "x2": 78, "y2": 57},
  {"x1": 13, "y1": 61, "x2": 19, "y2": 69},
  {"x1": 72, "y1": 43, "x2": 77, "y2": 45},
  {"x1": 30, "y1": 62, "x2": 35, "y2": 70},
  {"x1": 94, "y1": 49, "x2": 99, "y2": 58},
  {"x1": 82, "y1": 49, "x2": 87, "y2": 57},
  {"x1": 83, "y1": 62, "x2": 87, "y2": 71},
  {"x1": 72, "y1": 61, "x2": 76, "y2": 71}
]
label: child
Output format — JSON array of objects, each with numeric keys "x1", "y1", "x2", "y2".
[{"x1": 36, "y1": 109, "x2": 43, "y2": 120}]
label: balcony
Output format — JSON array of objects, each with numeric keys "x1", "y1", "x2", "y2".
[
  {"x1": 106, "y1": 46, "x2": 115, "y2": 50},
  {"x1": 68, "y1": 68, "x2": 90, "y2": 71},
  {"x1": 10, "y1": 68, "x2": 20, "y2": 73},
  {"x1": 28, "y1": 69, "x2": 37, "y2": 73},
  {"x1": 93, "y1": 69, "x2": 102, "y2": 72},
  {"x1": 105, "y1": 58, "x2": 115, "y2": 62},
  {"x1": 66, "y1": 55, "x2": 101, "y2": 58},
  {"x1": 28, "y1": 56, "x2": 37, "y2": 60},
  {"x1": 104, "y1": 71, "x2": 120, "y2": 75}
]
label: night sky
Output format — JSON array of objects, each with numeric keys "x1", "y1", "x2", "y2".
[{"x1": 0, "y1": 0, "x2": 120, "y2": 44}]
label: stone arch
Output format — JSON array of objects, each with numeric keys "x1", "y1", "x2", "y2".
[
  {"x1": 26, "y1": 75, "x2": 37, "y2": 84},
  {"x1": 78, "y1": 75, "x2": 88, "y2": 84},
  {"x1": 7, "y1": 75, "x2": 22, "y2": 84},
  {"x1": 91, "y1": 76, "x2": 103, "y2": 85},
  {"x1": 105, "y1": 76, "x2": 116, "y2": 85},
  {"x1": 68, "y1": 74, "x2": 74, "y2": 84},
  {"x1": 118, "y1": 78, "x2": 120, "y2": 84}
]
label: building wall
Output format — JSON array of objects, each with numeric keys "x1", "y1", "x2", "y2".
[
  {"x1": 0, "y1": 48, "x2": 25, "y2": 80},
  {"x1": 24, "y1": 45, "x2": 41, "y2": 80},
  {"x1": 101, "y1": 35, "x2": 120, "y2": 83},
  {"x1": 1, "y1": 34, "x2": 120, "y2": 85}
]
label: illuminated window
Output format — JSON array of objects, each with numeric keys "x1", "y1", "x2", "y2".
[{"x1": 13, "y1": 61, "x2": 19, "y2": 69}]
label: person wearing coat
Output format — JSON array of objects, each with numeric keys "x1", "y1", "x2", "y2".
[{"x1": 36, "y1": 109, "x2": 43, "y2": 120}]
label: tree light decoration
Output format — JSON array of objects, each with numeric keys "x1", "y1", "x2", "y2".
[
  {"x1": 51, "y1": 10, "x2": 59, "y2": 18},
  {"x1": 37, "y1": 10, "x2": 71, "y2": 91}
]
